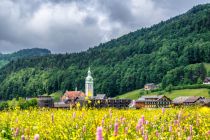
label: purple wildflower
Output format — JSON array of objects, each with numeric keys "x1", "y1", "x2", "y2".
[
  {"x1": 96, "y1": 127, "x2": 103, "y2": 140},
  {"x1": 101, "y1": 119, "x2": 104, "y2": 126},
  {"x1": 14, "y1": 128, "x2": 19, "y2": 137},
  {"x1": 34, "y1": 134, "x2": 40, "y2": 140},
  {"x1": 124, "y1": 127, "x2": 128, "y2": 135},
  {"x1": 21, "y1": 135, "x2": 25, "y2": 140},
  {"x1": 114, "y1": 123, "x2": 119, "y2": 136},
  {"x1": 162, "y1": 108, "x2": 165, "y2": 114},
  {"x1": 141, "y1": 116, "x2": 145, "y2": 124},
  {"x1": 187, "y1": 136, "x2": 192, "y2": 140},
  {"x1": 207, "y1": 130, "x2": 210, "y2": 135},
  {"x1": 190, "y1": 125, "x2": 193, "y2": 135},
  {"x1": 156, "y1": 130, "x2": 159, "y2": 137}
]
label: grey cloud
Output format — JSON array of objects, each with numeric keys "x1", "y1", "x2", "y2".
[{"x1": 0, "y1": 0, "x2": 210, "y2": 53}]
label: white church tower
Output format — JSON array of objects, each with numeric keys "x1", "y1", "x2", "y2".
[{"x1": 85, "y1": 67, "x2": 94, "y2": 97}]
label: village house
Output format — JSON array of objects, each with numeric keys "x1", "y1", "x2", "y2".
[
  {"x1": 135, "y1": 95, "x2": 171, "y2": 109},
  {"x1": 37, "y1": 95, "x2": 54, "y2": 107},
  {"x1": 203, "y1": 77, "x2": 210, "y2": 84},
  {"x1": 62, "y1": 91, "x2": 85, "y2": 103},
  {"x1": 173, "y1": 96, "x2": 205, "y2": 106},
  {"x1": 144, "y1": 83, "x2": 157, "y2": 90}
]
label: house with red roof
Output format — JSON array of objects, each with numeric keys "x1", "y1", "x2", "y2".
[{"x1": 62, "y1": 91, "x2": 85, "y2": 103}]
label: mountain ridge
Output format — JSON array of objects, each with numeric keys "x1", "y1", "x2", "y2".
[{"x1": 0, "y1": 4, "x2": 210, "y2": 100}]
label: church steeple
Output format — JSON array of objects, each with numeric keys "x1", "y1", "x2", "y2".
[{"x1": 85, "y1": 67, "x2": 94, "y2": 97}]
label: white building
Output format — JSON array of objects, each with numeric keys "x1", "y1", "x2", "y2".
[{"x1": 85, "y1": 67, "x2": 94, "y2": 97}]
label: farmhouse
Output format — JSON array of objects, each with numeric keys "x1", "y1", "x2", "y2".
[
  {"x1": 144, "y1": 83, "x2": 156, "y2": 90},
  {"x1": 62, "y1": 91, "x2": 85, "y2": 103},
  {"x1": 173, "y1": 96, "x2": 204, "y2": 106},
  {"x1": 203, "y1": 77, "x2": 210, "y2": 84},
  {"x1": 135, "y1": 95, "x2": 171, "y2": 109}
]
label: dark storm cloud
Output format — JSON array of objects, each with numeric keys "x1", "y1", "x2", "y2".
[{"x1": 0, "y1": 0, "x2": 209, "y2": 53}]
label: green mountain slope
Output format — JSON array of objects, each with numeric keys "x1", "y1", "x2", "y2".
[
  {"x1": 1, "y1": 4, "x2": 210, "y2": 100},
  {"x1": 0, "y1": 60, "x2": 9, "y2": 69},
  {"x1": 0, "y1": 48, "x2": 51, "y2": 69}
]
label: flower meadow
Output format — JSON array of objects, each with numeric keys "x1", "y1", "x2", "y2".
[{"x1": 0, "y1": 107, "x2": 209, "y2": 140}]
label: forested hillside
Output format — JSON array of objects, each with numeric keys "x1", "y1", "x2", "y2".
[
  {"x1": 0, "y1": 48, "x2": 51, "y2": 61},
  {"x1": 1, "y1": 4, "x2": 210, "y2": 100}
]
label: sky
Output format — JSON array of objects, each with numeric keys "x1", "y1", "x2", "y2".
[{"x1": 0, "y1": 0, "x2": 210, "y2": 53}]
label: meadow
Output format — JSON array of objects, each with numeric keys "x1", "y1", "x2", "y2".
[{"x1": 0, "y1": 107, "x2": 209, "y2": 140}]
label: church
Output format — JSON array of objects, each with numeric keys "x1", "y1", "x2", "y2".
[{"x1": 62, "y1": 68, "x2": 105, "y2": 103}]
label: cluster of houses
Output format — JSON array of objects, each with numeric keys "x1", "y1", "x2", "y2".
[
  {"x1": 37, "y1": 69, "x2": 210, "y2": 109},
  {"x1": 134, "y1": 95, "x2": 210, "y2": 109}
]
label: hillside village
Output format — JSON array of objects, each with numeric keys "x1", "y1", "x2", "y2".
[{"x1": 37, "y1": 68, "x2": 210, "y2": 109}]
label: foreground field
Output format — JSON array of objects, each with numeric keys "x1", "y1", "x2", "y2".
[{"x1": 0, "y1": 107, "x2": 210, "y2": 140}]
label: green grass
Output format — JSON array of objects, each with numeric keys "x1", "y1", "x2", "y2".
[
  {"x1": 117, "y1": 88, "x2": 210, "y2": 100},
  {"x1": 204, "y1": 63, "x2": 210, "y2": 75},
  {"x1": 50, "y1": 91, "x2": 63, "y2": 102},
  {"x1": 153, "y1": 88, "x2": 210, "y2": 99},
  {"x1": 116, "y1": 89, "x2": 143, "y2": 100}
]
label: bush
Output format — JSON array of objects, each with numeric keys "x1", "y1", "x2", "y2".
[{"x1": 0, "y1": 101, "x2": 9, "y2": 110}]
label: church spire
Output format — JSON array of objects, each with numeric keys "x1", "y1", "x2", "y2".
[{"x1": 85, "y1": 67, "x2": 94, "y2": 97}]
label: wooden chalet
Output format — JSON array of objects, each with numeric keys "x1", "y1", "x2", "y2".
[
  {"x1": 173, "y1": 96, "x2": 204, "y2": 106},
  {"x1": 135, "y1": 95, "x2": 171, "y2": 109},
  {"x1": 203, "y1": 77, "x2": 210, "y2": 84},
  {"x1": 144, "y1": 83, "x2": 157, "y2": 90}
]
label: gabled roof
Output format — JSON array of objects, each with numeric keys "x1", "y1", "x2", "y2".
[
  {"x1": 204, "y1": 77, "x2": 210, "y2": 82},
  {"x1": 173, "y1": 96, "x2": 203, "y2": 104},
  {"x1": 173, "y1": 96, "x2": 190, "y2": 104},
  {"x1": 94, "y1": 94, "x2": 106, "y2": 99},
  {"x1": 145, "y1": 83, "x2": 155, "y2": 86},
  {"x1": 184, "y1": 96, "x2": 202, "y2": 103},
  {"x1": 136, "y1": 95, "x2": 170, "y2": 102},
  {"x1": 63, "y1": 91, "x2": 85, "y2": 100}
]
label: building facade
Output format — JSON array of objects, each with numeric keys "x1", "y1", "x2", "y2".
[
  {"x1": 144, "y1": 83, "x2": 156, "y2": 90},
  {"x1": 135, "y1": 95, "x2": 171, "y2": 109}
]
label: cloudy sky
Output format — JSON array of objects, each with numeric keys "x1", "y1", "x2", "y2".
[{"x1": 0, "y1": 0, "x2": 210, "y2": 53}]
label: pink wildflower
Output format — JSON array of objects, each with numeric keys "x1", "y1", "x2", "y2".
[
  {"x1": 187, "y1": 136, "x2": 192, "y2": 140},
  {"x1": 169, "y1": 126, "x2": 172, "y2": 132},
  {"x1": 144, "y1": 133, "x2": 148, "y2": 140},
  {"x1": 190, "y1": 125, "x2": 193, "y2": 135},
  {"x1": 83, "y1": 125, "x2": 86, "y2": 133},
  {"x1": 207, "y1": 130, "x2": 210, "y2": 135},
  {"x1": 114, "y1": 122, "x2": 119, "y2": 136},
  {"x1": 14, "y1": 128, "x2": 19, "y2": 137},
  {"x1": 101, "y1": 119, "x2": 104, "y2": 126},
  {"x1": 156, "y1": 130, "x2": 159, "y2": 137},
  {"x1": 72, "y1": 112, "x2": 76, "y2": 119},
  {"x1": 124, "y1": 127, "x2": 128, "y2": 135},
  {"x1": 141, "y1": 116, "x2": 145, "y2": 124},
  {"x1": 96, "y1": 127, "x2": 103, "y2": 140},
  {"x1": 34, "y1": 134, "x2": 40, "y2": 140},
  {"x1": 21, "y1": 135, "x2": 25, "y2": 140},
  {"x1": 162, "y1": 108, "x2": 165, "y2": 114}
]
